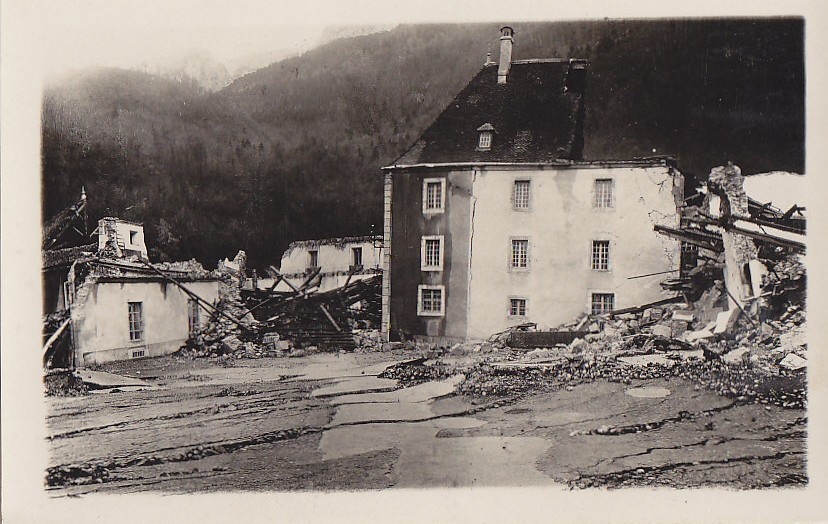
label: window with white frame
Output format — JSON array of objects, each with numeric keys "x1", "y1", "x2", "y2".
[
  {"x1": 188, "y1": 299, "x2": 200, "y2": 336},
  {"x1": 510, "y1": 238, "x2": 529, "y2": 269},
  {"x1": 128, "y1": 302, "x2": 144, "y2": 342},
  {"x1": 421, "y1": 235, "x2": 444, "y2": 271},
  {"x1": 509, "y1": 298, "x2": 527, "y2": 317},
  {"x1": 478, "y1": 131, "x2": 492, "y2": 150},
  {"x1": 591, "y1": 240, "x2": 610, "y2": 271},
  {"x1": 591, "y1": 293, "x2": 615, "y2": 315},
  {"x1": 423, "y1": 178, "x2": 446, "y2": 213},
  {"x1": 513, "y1": 180, "x2": 531, "y2": 209},
  {"x1": 418, "y1": 285, "x2": 445, "y2": 316},
  {"x1": 594, "y1": 179, "x2": 614, "y2": 209}
]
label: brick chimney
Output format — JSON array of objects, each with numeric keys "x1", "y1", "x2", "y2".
[{"x1": 497, "y1": 26, "x2": 515, "y2": 84}]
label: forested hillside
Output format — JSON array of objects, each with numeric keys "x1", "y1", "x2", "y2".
[{"x1": 42, "y1": 19, "x2": 804, "y2": 269}]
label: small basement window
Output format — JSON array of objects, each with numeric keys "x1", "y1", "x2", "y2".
[
  {"x1": 509, "y1": 298, "x2": 527, "y2": 317},
  {"x1": 418, "y1": 285, "x2": 445, "y2": 317},
  {"x1": 591, "y1": 293, "x2": 615, "y2": 315}
]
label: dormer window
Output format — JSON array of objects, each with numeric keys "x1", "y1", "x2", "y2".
[{"x1": 477, "y1": 123, "x2": 494, "y2": 151}]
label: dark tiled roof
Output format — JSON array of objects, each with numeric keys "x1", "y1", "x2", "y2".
[
  {"x1": 393, "y1": 59, "x2": 587, "y2": 166},
  {"x1": 42, "y1": 244, "x2": 97, "y2": 269}
]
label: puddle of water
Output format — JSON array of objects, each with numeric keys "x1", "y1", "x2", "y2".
[
  {"x1": 625, "y1": 386, "x2": 672, "y2": 398},
  {"x1": 320, "y1": 418, "x2": 486, "y2": 460},
  {"x1": 395, "y1": 434, "x2": 553, "y2": 487},
  {"x1": 319, "y1": 419, "x2": 552, "y2": 487}
]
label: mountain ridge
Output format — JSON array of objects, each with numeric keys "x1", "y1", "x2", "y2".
[{"x1": 42, "y1": 19, "x2": 804, "y2": 269}]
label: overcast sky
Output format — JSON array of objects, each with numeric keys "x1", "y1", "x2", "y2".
[
  {"x1": 44, "y1": 24, "x2": 327, "y2": 72},
  {"x1": 26, "y1": 0, "x2": 814, "y2": 79}
]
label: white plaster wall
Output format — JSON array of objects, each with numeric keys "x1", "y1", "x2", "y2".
[
  {"x1": 277, "y1": 239, "x2": 383, "y2": 293},
  {"x1": 98, "y1": 221, "x2": 148, "y2": 258},
  {"x1": 74, "y1": 280, "x2": 219, "y2": 365},
  {"x1": 466, "y1": 165, "x2": 681, "y2": 340}
]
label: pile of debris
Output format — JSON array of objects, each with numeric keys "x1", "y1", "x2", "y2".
[
  {"x1": 412, "y1": 163, "x2": 808, "y2": 408},
  {"x1": 179, "y1": 252, "x2": 383, "y2": 359},
  {"x1": 378, "y1": 357, "x2": 451, "y2": 386},
  {"x1": 177, "y1": 251, "x2": 266, "y2": 360},
  {"x1": 44, "y1": 368, "x2": 88, "y2": 397}
]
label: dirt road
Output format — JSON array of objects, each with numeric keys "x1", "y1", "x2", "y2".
[{"x1": 46, "y1": 351, "x2": 806, "y2": 494}]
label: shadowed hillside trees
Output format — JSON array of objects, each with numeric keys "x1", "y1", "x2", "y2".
[{"x1": 42, "y1": 19, "x2": 804, "y2": 269}]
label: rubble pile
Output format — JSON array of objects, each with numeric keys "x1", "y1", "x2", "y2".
[
  {"x1": 44, "y1": 369, "x2": 88, "y2": 397},
  {"x1": 353, "y1": 329, "x2": 384, "y2": 351},
  {"x1": 378, "y1": 358, "x2": 451, "y2": 386},
  {"x1": 451, "y1": 165, "x2": 807, "y2": 407},
  {"x1": 153, "y1": 258, "x2": 211, "y2": 279},
  {"x1": 177, "y1": 261, "x2": 264, "y2": 360}
]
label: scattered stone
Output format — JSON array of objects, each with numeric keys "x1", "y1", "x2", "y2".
[
  {"x1": 651, "y1": 324, "x2": 672, "y2": 338},
  {"x1": 672, "y1": 310, "x2": 695, "y2": 323},
  {"x1": 778, "y1": 353, "x2": 806, "y2": 371}
]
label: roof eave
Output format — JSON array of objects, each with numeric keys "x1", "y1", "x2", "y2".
[{"x1": 382, "y1": 156, "x2": 678, "y2": 172}]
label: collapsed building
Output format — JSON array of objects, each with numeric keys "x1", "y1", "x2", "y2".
[
  {"x1": 381, "y1": 26, "x2": 684, "y2": 343},
  {"x1": 272, "y1": 236, "x2": 383, "y2": 293},
  {"x1": 42, "y1": 194, "x2": 221, "y2": 368}
]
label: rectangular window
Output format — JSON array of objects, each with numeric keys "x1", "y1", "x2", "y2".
[
  {"x1": 513, "y1": 180, "x2": 531, "y2": 209},
  {"x1": 478, "y1": 131, "x2": 492, "y2": 149},
  {"x1": 422, "y1": 178, "x2": 446, "y2": 213},
  {"x1": 594, "y1": 179, "x2": 614, "y2": 209},
  {"x1": 591, "y1": 240, "x2": 610, "y2": 271},
  {"x1": 308, "y1": 250, "x2": 319, "y2": 269},
  {"x1": 351, "y1": 247, "x2": 363, "y2": 268},
  {"x1": 510, "y1": 238, "x2": 529, "y2": 269},
  {"x1": 188, "y1": 299, "x2": 200, "y2": 336},
  {"x1": 421, "y1": 236, "x2": 444, "y2": 271},
  {"x1": 509, "y1": 298, "x2": 527, "y2": 317},
  {"x1": 128, "y1": 302, "x2": 144, "y2": 342},
  {"x1": 591, "y1": 293, "x2": 615, "y2": 315},
  {"x1": 418, "y1": 285, "x2": 445, "y2": 316}
]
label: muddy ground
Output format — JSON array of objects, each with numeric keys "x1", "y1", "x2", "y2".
[{"x1": 45, "y1": 350, "x2": 806, "y2": 494}]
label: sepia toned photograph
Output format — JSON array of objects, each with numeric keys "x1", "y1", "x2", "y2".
[{"x1": 3, "y1": 2, "x2": 827, "y2": 522}]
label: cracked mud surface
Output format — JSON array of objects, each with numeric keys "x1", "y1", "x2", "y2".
[{"x1": 46, "y1": 352, "x2": 806, "y2": 494}]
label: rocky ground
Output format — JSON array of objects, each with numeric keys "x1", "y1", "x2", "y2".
[{"x1": 45, "y1": 342, "x2": 806, "y2": 494}]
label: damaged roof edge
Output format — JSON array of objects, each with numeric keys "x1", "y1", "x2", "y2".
[
  {"x1": 381, "y1": 156, "x2": 678, "y2": 171},
  {"x1": 286, "y1": 235, "x2": 383, "y2": 249}
]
